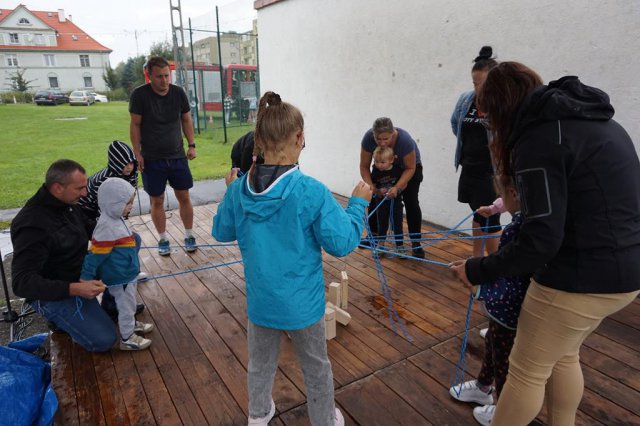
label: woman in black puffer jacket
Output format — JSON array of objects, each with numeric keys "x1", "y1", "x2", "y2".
[{"x1": 451, "y1": 62, "x2": 640, "y2": 426}]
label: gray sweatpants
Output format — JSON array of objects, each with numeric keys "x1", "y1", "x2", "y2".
[
  {"x1": 109, "y1": 280, "x2": 137, "y2": 339},
  {"x1": 248, "y1": 318, "x2": 335, "y2": 425}
]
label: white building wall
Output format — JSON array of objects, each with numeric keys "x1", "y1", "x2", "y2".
[
  {"x1": 1, "y1": 51, "x2": 110, "y2": 92},
  {"x1": 257, "y1": 0, "x2": 640, "y2": 230}
]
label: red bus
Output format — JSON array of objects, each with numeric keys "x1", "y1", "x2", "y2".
[{"x1": 144, "y1": 62, "x2": 258, "y2": 111}]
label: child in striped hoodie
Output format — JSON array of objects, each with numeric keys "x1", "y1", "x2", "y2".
[{"x1": 81, "y1": 178, "x2": 154, "y2": 351}]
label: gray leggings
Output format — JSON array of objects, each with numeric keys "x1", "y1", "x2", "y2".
[{"x1": 248, "y1": 318, "x2": 335, "y2": 425}]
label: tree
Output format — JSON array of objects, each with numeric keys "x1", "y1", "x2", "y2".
[
  {"x1": 120, "y1": 58, "x2": 136, "y2": 94},
  {"x1": 149, "y1": 40, "x2": 173, "y2": 60},
  {"x1": 120, "y1": 55, "x2": 147, "y2": 95},
  {"x1": 102, "y1": 63, "x2": 119, "y2": 90},
  {"x1": 5, "y1": 68, "x2": 36, "y2": 92}
]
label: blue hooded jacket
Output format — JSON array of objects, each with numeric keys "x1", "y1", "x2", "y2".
[{"x1": 212, "y1": 167, "x2": 368, "y2": 329}]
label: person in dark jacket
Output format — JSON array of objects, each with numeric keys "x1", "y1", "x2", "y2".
[
  {"x1": 10, "y1": 160, "x2": 117, "y2": 352},
  {"x1": 450, "y1": 62, "x2": 640, "y2": 425},
  {"x1": 230, "y1": 131, "x2": 264, "y2": 174},
  {"x1": 77, "y1": 140, "x2": 138, "y2": 224}
]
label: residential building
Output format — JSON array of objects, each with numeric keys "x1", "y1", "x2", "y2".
[
  {"x1": 0, "y1": 5, "x2": 111, "y2": 93},
  {"x1": 240, "y1": 19, "x2": 258, "y2": 66},
  {"x1": 191, "y1": 26, "x2": 257, "y2": 66}
]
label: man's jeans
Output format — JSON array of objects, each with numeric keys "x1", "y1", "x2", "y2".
[{"x1": 32, "y1": 297, "x2": 117, "y2": 352}]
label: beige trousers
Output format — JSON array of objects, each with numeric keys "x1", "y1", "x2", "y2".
[{"x1": 492, "y1": 280, "x2": 639, "y2": 426}]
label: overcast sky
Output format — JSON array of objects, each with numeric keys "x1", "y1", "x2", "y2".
[{"x1": 16, "y1": 0, "x2": 257, "y2": 65}]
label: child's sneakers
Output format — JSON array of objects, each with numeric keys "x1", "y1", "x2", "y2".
[
  {"x1": 120, "y1": 333, "x2": 151, "y2": 351},
  {"x1": 449, "y1": 380, "x2": 494, "y2": 405},
  {"x1": 134, "y1": 321, "x2": 154, "y2": 334},
  {"x1": 334, "y1": 408, "x2": 345, "y2": 426},
  {"x1": 248, "y1": 400, "x2": 275, "y2": 425},
  {"x1": 479, "y1": 327, "x2": 488, "y2": 338},
  {"x1": 473, "y1": 404, "x2": 495, "y2": 426},
  {"x1": 158, "y1": 239, "x2": 171, "y2": 256}
]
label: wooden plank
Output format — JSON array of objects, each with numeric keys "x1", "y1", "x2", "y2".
[
  {"x1": 71, "y1": 341, "x2": 106, "y2": 425},
  {"x1": 596, "y1": 317, "x2": 640, "y2": 352},
  {"x1": 178, "y1": 353, "x2": 246, "y2": 425},
  {"x1": 579, "y1": 344, "x2": 640, "y2": 391},
  {"x1": 375, "y1": 360, "x2": 474, "y2": 425},
  {"x1": 91, "y1": 352, "x2": 131, "y2": 426},
  {"x1": 50, "y1": 332, "x2": 80, "y2": 426},
  {"x1": 582, "y1": 332, "x2": 640, "y2": 371},
  {"x1": 110, "y1": 350, "x2": 161, "y2": 425},
  {"x1": 335, "y1": 374, "x2": 430, "y2": 425}
]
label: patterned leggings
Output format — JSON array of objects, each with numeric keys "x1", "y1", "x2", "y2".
[{"x1": 477, "y1": 319, "x2": 516, "y2": 397}]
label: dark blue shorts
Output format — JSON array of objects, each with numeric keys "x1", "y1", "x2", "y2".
[{"x1": 142, "y1": 158, "x2": 193, "y2": 197}]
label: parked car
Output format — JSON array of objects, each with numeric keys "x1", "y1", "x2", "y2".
[
  {"x1": 89, "y1": 92, "x2": 108, "y2": 103},
  {"x1": 34, "y1": 90, "x2": 69, "y2": 105},
  {"x1": 69, "y1": 90, "x2": 95, "y2": 106}
]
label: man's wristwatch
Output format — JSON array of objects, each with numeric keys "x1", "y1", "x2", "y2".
[{"x1": 188, "y1": 143, "x2": 196, "y2": 148}]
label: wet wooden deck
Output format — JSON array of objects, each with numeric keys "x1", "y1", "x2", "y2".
[{"x1": 51, "y1": 201, "x2": 640, "y2": 425}]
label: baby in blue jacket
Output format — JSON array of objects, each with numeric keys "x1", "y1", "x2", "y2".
[{"x1": 81, "y1": 178, "x2": 154, "y2": 351}]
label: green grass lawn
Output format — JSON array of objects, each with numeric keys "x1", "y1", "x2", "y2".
[{"x1": 0, "y1": 102, "x2": 254, "y2": 209}]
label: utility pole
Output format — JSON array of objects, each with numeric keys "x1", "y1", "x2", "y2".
[
  {"x1": 169, "y1": 0, "x2": 189, "y2": 90},
  {"x1": 169, "y1": 0, "x2": 197, "y2": 128}
]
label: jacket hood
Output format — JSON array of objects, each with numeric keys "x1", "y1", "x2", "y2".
[
  {"x1": 508, "y1": 76, "x2": 615, "y2": 147},
  {"x1": 107, "y1": 140, "x2": 137, "y2": 176},
  {"x1": 97, "y1": 177, "x2": 135, "y2": 219},
  {"x1": 238, "y1": 166, "x2": 302, "y2": 222}
]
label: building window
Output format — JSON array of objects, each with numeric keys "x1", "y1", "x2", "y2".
[
  {"x1": 6, "y1": 54, "x2": 18, "y2": 67},
  {"x1": 9, "y1": 33, "x2": 19, "y2": 44},
  {"x1": 18, "y1": 18, "x2": 31, "y2": 25},
  {"x1": 44, "y1": 54, "x2": 56, "y2": 66},
  {"x1": 49, "y1": 76, "x2": 59, "y2": 88},
  {"x1": 79, "y1": 54, "x2": 90, "y2": 67},
  {"x1": 84, "y1": 76, "x2": 93, "y2": 88},
  {"x1": 34, "y1": 34, "x2": 45, "y2": 45}
]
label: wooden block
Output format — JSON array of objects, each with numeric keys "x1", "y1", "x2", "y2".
[
  {"x1": 325, "y1": 305, "x2": 336, "y2": 340},
  {"x1": 328, "y1": 282, "x2": 341, "y2": 307},
  {"x1": 340, "y1": 271, "x2": 349, "y2": 309},
  {"x1": 327, "y1": 302, "x2": 351, "y2": 326}
]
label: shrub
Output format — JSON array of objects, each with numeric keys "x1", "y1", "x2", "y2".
[
  {"x1": 106, "y1": 88, "x2": 128, "y2": 101},
  {"x1": 0, "y1": 91, "x2": 34, "y2": 104}
]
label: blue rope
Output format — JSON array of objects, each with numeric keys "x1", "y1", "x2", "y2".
[
  {"x1": 363, "y1": 213, "x2": 413, "y2": 342},
  {"x1": 367, "y1": 195, "x2": 390, "y2": 219},
  {"x1": 139, "y1": 242, "x2": 240, "y2": 250},
  {"x1": 452, "y1": 293, "x2": 474, "y2": 397}
]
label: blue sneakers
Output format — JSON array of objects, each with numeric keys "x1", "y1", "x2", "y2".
[
  {"x1": 184, "y1": 236, "x2": 197, "y2": 252},
  {"x1": 158, "y1": 239, "x2": 171, "y2": 256}
]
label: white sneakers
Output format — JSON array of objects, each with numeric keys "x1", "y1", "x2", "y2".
[
  {"x1": 247, "y1": 403, "x2": 344, "y2": 426},
  {"x1": 473, "y1": 404, "x2": 495, "y2": 425},
  {"x1": 248, "y1": 400, "x2": 275, "y2": 426},
  {"x1": 449, "y1": 380, "x2": 494, "y2": 405},
  {"x1": 134, "y1": 321, "x2": 154, "y2": 334},
  {"x1": 479, "y1": 327, "x2": 488, "y2": 338},
  {"x1": 120, "y1": 333, "x2": 151, "y2": 351}
]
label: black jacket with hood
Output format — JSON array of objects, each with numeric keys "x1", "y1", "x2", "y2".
[
  {"x1": 466, "y1": 76, "x2": 640, "y2": 294},
  {"x1": 77, "y1": 140, "x2": 138, "y2": 220}
]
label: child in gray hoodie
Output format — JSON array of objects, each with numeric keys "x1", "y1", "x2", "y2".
[{"x1": 81, "y1": 178, "x2": 154, "y2": 350}]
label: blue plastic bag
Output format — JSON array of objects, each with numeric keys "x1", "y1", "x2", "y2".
[{"x1": 1, "y1": 333, "x2": 57, "y2": 426}]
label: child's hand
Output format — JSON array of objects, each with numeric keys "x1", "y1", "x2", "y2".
[
  {"x1": 476, "y1": 205, "x2": 494, "y2": 218},
  {"x1": 352, "y1": 181, "x2": 372, "y2": 202},
  {"x1": 225, "y1": 168, "x2": 239, "y2": 187},
  {"x1": 449, "y1": 259, "x2": 474, "y2": 289}
]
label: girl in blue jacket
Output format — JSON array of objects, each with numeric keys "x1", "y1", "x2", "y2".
[{"x1": 213, "y1": 91, "x2": 372, "y2": 426}]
